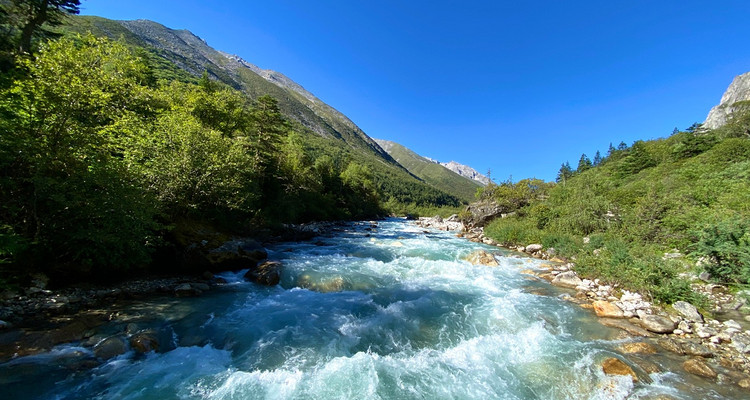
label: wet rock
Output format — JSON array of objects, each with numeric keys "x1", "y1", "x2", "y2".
[
  {"x1": 601, "y1": 357, "x2": 638, "y2": 381},
  {"x1": 551, "y1": 271, "x2": 582, "y2": 289},
  {"x1": 672, "y1": 301, "x2": 704, "y2": 323},
  {"x1": 94, "y1": 336, "x2": 128, "y2": 360},
  {"x1": 599, "y1": 318, "x2": 653, "y2": 337},
  {"x1": 618, "y1": 342, "x2": 657, "y2": 354},
  {"x1": 637, "y1": 315, "x2": 676, "y2": 334},
  {"x1": 658, "y1": 338, "x2": 684, "y2": 355},
  {"x1": 682, "y1": 342, "x2": 713, "y2": 358},
  {"x1": 130, "y1": 332, "x2": 159, "y2": 353},
  {"x1": 207, "y1": 238, "x2": 267, "y2": 270},
  {"x1": 244, "y1": 261, "x2": 281, "y2": 286},
  {"x1": 464, "y1": 250, "x2": 499, "y2": 266},
  {"x1": 191, "y1": 282, "x2": 210, "y2": 292},
  {"x1": 593, "y1": 301, "x2": 625, "y2": 318},
  {"x1": 683, "y1": 358, "x2": 717, "y2": 379}
]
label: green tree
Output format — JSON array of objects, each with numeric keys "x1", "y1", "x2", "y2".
[
  {"x1": 2, "y1": 0, "x2": 81, "y2": 55},
  {"x1": 556, "y1": 162, "x2": 574, "y2": 183},
  {"x1": 576, "y1": 153, "x2": 593, "y2": 173},
  {"x1": 592, "y1": 150, "x2": 602, "y2": 166}
]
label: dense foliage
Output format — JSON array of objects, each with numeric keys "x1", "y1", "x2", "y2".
[
  {"x1": 0, "y1": 35, "x2": 392, "y2": 283},
  {"x1": 481, "y1": 118, "x2": 750, "y2": 303}
]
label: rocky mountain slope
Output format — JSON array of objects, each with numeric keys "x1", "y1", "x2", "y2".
[
  {"x1": 704, "y1": 71, "x2": 750, "y2": 129},
  {"x1": 61, "y1": 16, "x2": 462, "y2": 207},
  {"x1": 439, "y1": 161, "x2": 491, "y2": 186},
  {"x1": 374, "y1": 139, "x2": 481, "y2": 202}
]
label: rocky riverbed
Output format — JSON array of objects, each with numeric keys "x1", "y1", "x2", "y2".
[{"x1": 415, "y1": 215, "x2": 750, "y2": 392}]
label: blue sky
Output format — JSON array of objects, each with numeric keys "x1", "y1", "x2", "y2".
[{"x1": 81, "y1": 1, "x2": 750, "y2": 181}]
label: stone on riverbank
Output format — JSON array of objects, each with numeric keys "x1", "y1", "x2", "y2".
[
  {"x1": 672, "y1": 301, "x2": 704, "y2": 323},
  {"x1": 551, "y1": 271, "x2": 582, "y2": 289},
  {"x1": 593, "y1": 301, "x2": 625, "y2": 318},
  {"x1": 637, "y1": 315, "x2": 676, "y2": 334}
]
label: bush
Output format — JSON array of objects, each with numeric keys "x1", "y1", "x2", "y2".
[
  {"x1": 484, "y1": 217, "x2": 542, "y2": 245},
  {"x1": 692, "y1": 218, "x2": 750, "y2": 284}
]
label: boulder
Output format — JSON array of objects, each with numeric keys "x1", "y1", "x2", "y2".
[
  {"x1": 461, "y1": 199, "x2": 505, "y2": 228},
  {"x1": 682, "y1": 342, "x2": 713, "y2": 358},
  {"x1": 601, "y1": 357, "x2": 638, "y2": 381},
  {"x1": 598, "y1": 318, "x2": 653, "y2": 337},
  {"x1": 637, "y1": 315, "x2": 676, "y2": 334},
  {"x1": 593, "y1": 301, "x2": 625, "y2": 318},
  {"x1": 94, "y1": 337, "x2": 128, "y2": 360},
  {"x1": 658, "y1": 338, "x2": 684, "y2": 355},
  {"x1": 244, "y1": 261, "x2": 281, "y2": 286},
  {"x1": 683, "y1": 358, "x2": 717, "y2": 379},
  {"x1": 617, "y1": 342, "x2": 657, "y2": 354},
  {"x1": 551, "y1": 271, "x2": 582, "y2": 289},
  {"x1": 130, "y1": 332, "x2": 159, "y2": 353},
  {"x1": 525, "y1": 244, "x2": 543, "y2": 253},
  {"x1": 672, "y1": 301, "x2": 704, "y2": 323},
  {"x1": 464, "y1": 250, "x2": 499, "y2": 266},
  {"x1": 207, "y1": 238, "x2": 267, "y2": 270},
  {"x1": 175, "y1": 283, "x2": 201, "y2": 297}
]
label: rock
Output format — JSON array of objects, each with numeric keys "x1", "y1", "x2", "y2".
[
  {"x1": 658, "y1": 338, "x2": 684, "y2": 355},
  {"x1": 739, "y1": 378, "x2": 750, "y2": 389},
  {"x1": 446, "y1": 214, "x2": 459, "y2": 222},
  {"x1": 175, "y1": 283, "x2": 201, "y2": 297},
  {"x1": 698, "y1": 271, "x2": 711, "y2": 282},
  {"x1": 525, "y1": 244, "x2": 543, "y2": 253},
  {"x1": 617, "y1": 342, "x2": 657, "y2": 354},
  {"x1": 191, "y1": 282, "x2": 210, "y2": 292},
  {"x1": 724, "y1": 319, "x2": 742, "y2": 331},
  {"x1": 601, "y1": 357, "x2": 638, "y2": 381},
  {"x1": 704, "y1": 71, "x2": 750, "y2": 130},
  {"x1": 130, "y1": 332, "x2": 159, "y2": 353},
  {"x1": 94, "y1": 337, "x2": 128, "y2": 360},
  {"x1": 637, "y1": 315, "x2": 676, "y2": 334},
  {"x1": 695, "y1": 325, "x2": 718, "y2": 339},
  {"x1": 461, "y1": 199, "x2": 505, "y2": 228},
  {"x1": 244, "y1": 261, "x2": 281, "y2": 286},
  {"x1": 0, "y1": 320, "x2": 10, "y2": 330},
  {"x1": 677, "y1": 320, "x2": 692, "y2": 333},
  {"x1": 672, "y1": 301, "x2": 704, "y2": 323},
  {"x1": 599, "y1": 318, "x2": 653, "y2": 337},
  {"x1": 202, "y1": 271, "x2": 215, "y2": 280},
  {"x1": 464, "y1": 250, "x2": 499, "y2": 266},
  {"x1": 682, "y1": 342, "x2": 713, "y2": 358},
  {"x1": 683, "y1": 358, "x2": 717, "y2": 379},
  {"x1": 207, "y1": 238, "x2": 267, "y2": 270},
  {"x1": 30, "y1": 273, "x2": 49, "y2": 289},
  {"x1": 551, "y1": 271, "x2": 582, "y2": 289},
  {"x1": 731, "y1": 333, "x2": 750, "y2": 354},
  {"x1": 593, "y1": 301, "x2": 625, "y2": 318}
]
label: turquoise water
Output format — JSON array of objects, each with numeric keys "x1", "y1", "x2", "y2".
[{"x1": 0, "y1": 219, "x2": 734, "y2": 399}]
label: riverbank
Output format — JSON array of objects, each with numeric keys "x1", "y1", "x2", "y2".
[{"x1": 416, "y1": 215, "x2": 750, "y2": 391}]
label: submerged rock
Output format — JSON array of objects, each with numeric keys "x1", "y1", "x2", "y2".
[
  {"x1": 601, "y1": 357, "x2": 638, "y2": 381},
  {"x1": 618, "y1": 342, "x2": 657, "y2": 354},
  {"x1": 464, "y1": 250, "x2": 499, "y2": 266},
  {"x1": 130, "y1": 332, "x2": 159, "y2": 354},
  {"x1": 683, "y1": 358, "x2": 717, "y2": 379}
]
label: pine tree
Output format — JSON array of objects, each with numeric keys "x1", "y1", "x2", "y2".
[
  {"x1": 576, "y1": 153, "x2": 593, "y2": 173},
  {"x1": 556, "y1": 162, "x2": 574, "y2": 183},
  {"x1": 592, "y1": 150, "x2": 602, "y2": 166}
]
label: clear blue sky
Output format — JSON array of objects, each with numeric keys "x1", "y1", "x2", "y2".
[{"x1": 81, "y1": 1, "x2": 750, "y2": 182}]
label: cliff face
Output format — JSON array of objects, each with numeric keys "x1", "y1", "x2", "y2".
[
  {"x1": 439, "y1": 161, "x2": 491, "y2": 186},
  {"x1": 704, "y1": 72, "x2": 750, "y2": 130}
]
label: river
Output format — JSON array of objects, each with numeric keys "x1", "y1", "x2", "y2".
[{"x1": 0, "y1": 219, "x2": 737, "y2": 399}]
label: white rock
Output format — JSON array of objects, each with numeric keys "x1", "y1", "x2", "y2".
[{"x1": 724, "y1": 320, "x2": 742, "y2": 330}]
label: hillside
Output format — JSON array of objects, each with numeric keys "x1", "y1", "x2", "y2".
[
  {"x1": 475, "y1": 108, "x2": 750, "y2": 303},
  {"x1": 374, "y1": 139, "x2": 481, "y2": 202},
  {"x1": 57, "y1": 16, "x2": 460, "y2": 209}
]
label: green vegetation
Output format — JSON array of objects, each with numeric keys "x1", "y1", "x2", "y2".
[
  {"x1": 374, "y1": 139, "x2": 481, "y2": 202},
  {"x1": 481, "y1": 120, "x2": 750, "y2": 304},
  {"x1": 0, "y1": 9, "x2": 467, "y2": 286}
]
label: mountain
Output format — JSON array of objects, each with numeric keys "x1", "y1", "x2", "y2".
[
  {"x1": 439, "y1": 161, "x2": 491, "y2": 186},
  {"x1": 374, "y1": 139, "x2": 482, "y2": 202},
  {"x1": 60, "y1": 16, "x2": 461, "y2": 207},
  {"x1": 704, "y1": 71, "x2": 750, "y2": 130}
]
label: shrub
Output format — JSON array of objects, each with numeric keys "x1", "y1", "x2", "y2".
[{"x1": 692, "y1": 218, "x2": 750, "y2": 283}]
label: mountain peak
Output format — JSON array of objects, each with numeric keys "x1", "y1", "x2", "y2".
[{"x1": 704, "y1": 71, "x2": 750, "y2": 130}]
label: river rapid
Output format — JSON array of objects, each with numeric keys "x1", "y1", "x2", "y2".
[{"x1": 0, "y1": 219, "x2": 737, "y2": 399}]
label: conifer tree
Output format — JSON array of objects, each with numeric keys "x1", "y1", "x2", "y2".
[{"x1": 576, "y1": 153, "x2": 593, "y2": 173}]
